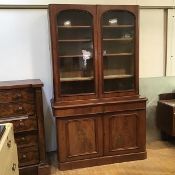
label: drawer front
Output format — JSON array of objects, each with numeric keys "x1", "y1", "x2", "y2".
[
  {"x1": 4, "y1": 144, "x2": 19, "y2": 175},
  {"x1": 18, "y1": 147, "x2": 39, "y2": 167},
  {"x1": 12, "y1": 117, "x2": 37, "y2": 133},
  {"x1": 0, "y1": 124, "x2": 15, "y2": 157},
  {"x1": 0, "y1": 103, "x2": 35, "y2": 117},
  {"x1": 15, "y1": 133, "x2": 38, "y2": 148},
  {"x1": 0, "y1": 88, "x2": 34, "y2": 103},
  {"x1": 0, "y1": 124, "x2": 16, "y2": 174}
]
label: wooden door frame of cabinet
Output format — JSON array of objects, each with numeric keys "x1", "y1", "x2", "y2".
[
  {"x1": 97, "y1": 5, "x2": 139, "y2": 98},
  {"x1": 48, "y1": 4, "x2": 99, "y2": 102},
  {"x1": 49, "y1": 4, "x2": 140, "y2": 103}
]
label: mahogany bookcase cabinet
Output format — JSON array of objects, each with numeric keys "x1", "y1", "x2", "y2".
[
  {"x1": 0, "y1": 79, "x2": 50, "y2": 175},
  {"x1": 49, "y1": 4, "x2": 147, "y2": 170}
]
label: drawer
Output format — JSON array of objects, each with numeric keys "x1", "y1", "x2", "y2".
[
  {"x1": 18, "y1": 146, "x2": 39, "y2": 167},
  {"x1": 0, "y1": 88, "x2": 34, "y2": 103},
  {"x1": 3, "y1": 144, "x2": 19, "y2": 175},
  {"x1": 12, "y1": 116, "x2": 37, "y2": 133},
  {"x1": 15, "y1": 133, "x2": 38, "y2": 148},
  {"x1": 0, "y1": 124, "x2": 16, "y2": 174},
  {"x1": 0, "y1": 124, "x2": 15, "y2": 155},
  {"x1": 0, "y1": 103, "x2": 35, "y2": 117}
]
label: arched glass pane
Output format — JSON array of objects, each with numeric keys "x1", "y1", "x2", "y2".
[
  {"x1": 57, "y1": 10, "x2": 95, "y2": 95},
  {"x1": 102, "y1": 11, "x2": 135, "y2": 92}
]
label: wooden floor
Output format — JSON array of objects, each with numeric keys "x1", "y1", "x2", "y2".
[{"x1": 50, "y1": 140, "x2": 175, "y2": 175}]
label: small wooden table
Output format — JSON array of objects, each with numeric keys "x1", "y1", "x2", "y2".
[{"x1": 157, "y1": 93, "x2": 175, "y2": 139}]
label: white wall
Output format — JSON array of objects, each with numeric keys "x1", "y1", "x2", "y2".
[
  {"x1": 0, "y1": 9, "x2": 56, "y2": 151},
  {"x1": 139, "y1": 9, "x2": 165, "y2": 77}
]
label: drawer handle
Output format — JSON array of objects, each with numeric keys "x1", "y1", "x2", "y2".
[
  {"x1": 21, "y1": 137, "x2": 26, "y2": 141},
  {"x1": 22, "y1": 154, "x2": 27, "y2": 159},
  {"x1": 7, "y1": 140, "x2": 11, "y2": 148},
  {"x1": 13, "y1": 93, "x2": 22, "y2": 100},
  {"x1": 18, "y1": 106, "x2": 23, "y2": 110},
  {"x1": 17, "y1": 93, "x2": 22, "y2": 98},
  {"x1": 19, "y1": 120, "x2": 25, "y2": 127},
  {"x1": 12, "y1": 163, "x2": 16, "y2": 171},
  {"x1": 15, "y1": 106, "x2": 23, "y2": 112}
]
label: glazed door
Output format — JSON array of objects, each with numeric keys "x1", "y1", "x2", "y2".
[
  {"x1": 49, "y1": 5, "x2": 98, "y2": 101},
  {"x1": 103, "y1": 110, "x2": 146, "y2": 156},
  {"x1": 57, "y1": 114, "x2": 103, "y2": 162},
  {"x1": 97, "y1": 6, "x2": 139, "y2": 98}
]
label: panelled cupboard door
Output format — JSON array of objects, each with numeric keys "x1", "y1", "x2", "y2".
[
  {"x1": 57, "y1": 115, "x2": 103, "y2": 162},
  {"x1": 97, "y1": 5, "x2": 139, "y2": 98},
  {"x1": 49, "y1": 5, "x2": 98, "y2": 101},
  {"x1": 103, "y1": 110, "x2": 146, "y2": 156}
]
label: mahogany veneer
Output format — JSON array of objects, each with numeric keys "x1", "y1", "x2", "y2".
[{"x1": 49, "y1": 4, "x2": 147, "y2": 170}]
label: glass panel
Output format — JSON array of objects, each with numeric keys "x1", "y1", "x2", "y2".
[
  {"x1": 57, "y1": 10, "x2": 95, "y2": 95},
  {"x1": 102, "y1": 11, "x2": 135, "y2": 92}
]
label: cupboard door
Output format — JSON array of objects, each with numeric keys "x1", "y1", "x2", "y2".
[
  {"x1": 57, "y1": 115, "x2": 103, "y2": 162},
  {"x1": 104, "y1": 110, "x2": 146, "y2": 155},
  {"x1": 97, "y1": 6, "x2": 139, "y2": 97},
  {"x1": 49, "y1": 5, "x2": 98, "y2": 100}
]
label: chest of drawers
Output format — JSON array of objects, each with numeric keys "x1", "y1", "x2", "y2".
[{"x1": 0, "y1": 79, "x2": 50, "y2": 175}]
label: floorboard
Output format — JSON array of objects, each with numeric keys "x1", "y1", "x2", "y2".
[{"x1": 49, "y1": 140, "x2": 175, "y2": 175}]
